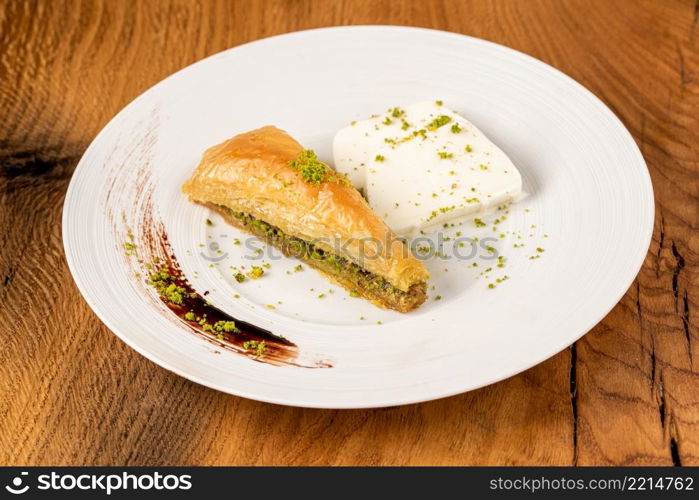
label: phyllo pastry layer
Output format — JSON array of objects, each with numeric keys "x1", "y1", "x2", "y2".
[{"x1": 182, "y1": 126, "x2": 429, "y2": 312}]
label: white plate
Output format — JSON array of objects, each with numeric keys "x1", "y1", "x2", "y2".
[{"x1": 63, "y1": 26, "x2": 653, "y2": 408}]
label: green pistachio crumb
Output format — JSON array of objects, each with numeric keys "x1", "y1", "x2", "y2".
[
  {"x1": 213, "y1": 320, "x2": 238, "y2": 333},
  {"x1": 289, "y1": 149, "x2": 351, "y2": 186},
  {"x1": 242, "y1": 340, "x2": 266, "y2": 357},
  {"x1": 146, "y1": 268, "x2": 188, "y2": 305},
  {"x1": 427, "y1": 115, "x2": 452, "y2": 130},
  {"x1": 247, "y1": 266, "x2": 264, "y2": 280},
  {"x1": 124, "y1": 241, "x2": 138, "y2": 256}
]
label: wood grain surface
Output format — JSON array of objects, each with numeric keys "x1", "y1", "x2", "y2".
[{"x1": 0, "y1": 0, "x2": 697, "y2": 466}]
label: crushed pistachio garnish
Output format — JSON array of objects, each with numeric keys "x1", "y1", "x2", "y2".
[
  {"x1": 450, "y1": 123, "x2": 462, "y2": 134},
  {"x1": 375, "y1": 154, "x2": 386, "y2": 163},
  {"x1": 124, "y1": 241, "x2": 138, "y2": 256},
  {"x1": 247, "y1": 266, "x2": 264, "y2": 280},
  {"x1": 242, "y1": 340, "x2": 266, "y2": 357},
  {"x1": 206, "y1": 218, "x2": 213, "y2": 226},
  {"x1": 425, "y1": 205, "x2": 456, "y2": 222},
  {"x1": 474, "y1": 218, "x2": 486, "y2": 228},
  {"x1": 435, "y1": 100, "x2": 443, "y2": 106},
  {"x1": 147, "y1": 268, "x2": 190, "y2": 305},
  {"x1": 233, "y1": 272, "x2": 246, "y2": 283},
  {"x1": 213, "y1": 320, "x2": 239, "y2": 333},
  {"x1": 289, "y1": 149, "x2": 351, "y2": 186},
  {"x1": 438, "y1": 151, "x2": 454, "y2": 159},
  {"x1": 427, "y1": 115, "x2": 452, "y2": 130}
]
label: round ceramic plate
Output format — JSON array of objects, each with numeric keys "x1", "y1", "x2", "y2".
[{"x1": 63, "y1": 26, "x2": 653, "y2": 408}]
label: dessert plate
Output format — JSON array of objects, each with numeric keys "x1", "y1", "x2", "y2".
[{"x1": 63, "y1": 26, "x2": 654, "y2": 408}]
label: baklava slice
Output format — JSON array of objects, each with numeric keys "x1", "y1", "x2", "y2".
[{"x1": 182, "y1": 126, "x2": 429, "y2": 312}]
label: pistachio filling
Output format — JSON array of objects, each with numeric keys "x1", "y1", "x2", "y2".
[{"x1": 217, "y1": 206, "x2": 425, "y2": 306}]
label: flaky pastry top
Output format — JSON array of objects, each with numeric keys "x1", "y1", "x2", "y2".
[{"x1": 182, "y1": 126, "x2": 429, "y2": 291}]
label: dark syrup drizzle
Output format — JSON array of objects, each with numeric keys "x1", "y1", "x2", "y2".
[{"x1": 141, "y1": 234, "x2": 331, "y2": 369}]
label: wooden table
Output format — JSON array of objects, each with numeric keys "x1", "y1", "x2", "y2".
[{"x1": 1, "y1": 0, "x2": 697, "y2": 466}]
